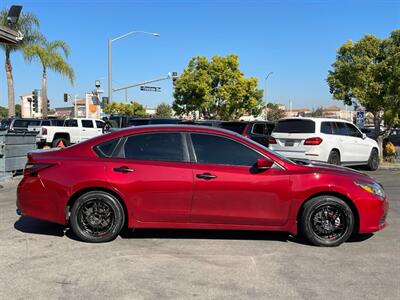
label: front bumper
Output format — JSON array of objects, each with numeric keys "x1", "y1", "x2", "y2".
[{"x1": 357, "y1": 193, "x2": 389, "y2": 233}]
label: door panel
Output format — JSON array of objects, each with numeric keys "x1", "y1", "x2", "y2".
[
  {"x1": 105, "y1": 159, "x2": 193, "y2": 223},
  {"x1": 191, "y1": 164, "x2": 291, "y2": 226}
]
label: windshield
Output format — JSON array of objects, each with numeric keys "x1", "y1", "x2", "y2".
[{"x1": 274, "y1": 119, "x2": 315, "y2": 133}]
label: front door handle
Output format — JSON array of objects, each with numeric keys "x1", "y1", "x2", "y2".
[
  {"x1": 196, "y1": 173, "x2": 217, "y2": 180},
  {"x1": 113, "y1": 166, "x2": 134, "y2": 173}
]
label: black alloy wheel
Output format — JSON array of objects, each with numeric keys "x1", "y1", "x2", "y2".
[
  {"x1": 70, "y1": 191, "x2": 125, "y2": 243},
  {"x1": 300, "y1": 196, "x2": 354, "y2": 247}
]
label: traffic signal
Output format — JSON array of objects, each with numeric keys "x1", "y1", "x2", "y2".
[
  {"x1": 171, "y1": 72, "x2": 178, "y2": 86},
  {"x1": 101, "y1": 97, "x2": 109, "y2": 109},
  {"x1": 64, "y1": 93, "x2": 68, "y2": 102},
  {"x1": 47, "y1": 99, "x2": 50, "y2": 110},
  {"x1": 32, "y1": 90, "x2": 38, "y2": 113}
]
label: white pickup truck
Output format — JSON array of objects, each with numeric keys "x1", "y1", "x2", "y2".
[{"x1": 36, "y1": 118, "x2": 105, "y2": 148}]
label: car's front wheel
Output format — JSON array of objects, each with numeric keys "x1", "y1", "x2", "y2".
[
  {"x1": 70, "y1": 191, "x2": 125, "y2": 243},
  {"x1": 300, "y1": 196, "x2": 354, "y2": 247}
]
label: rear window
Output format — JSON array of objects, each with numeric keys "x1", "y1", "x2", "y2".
[
  {"x1": 274, "y1": 119, "x2": 315, "y2": 133},
  {"x1": 220, "y1": 122, "x2": 248, "y2": 134},
  {"x1": 13, "y1": 120, "x2": 30, "y2": 128}
]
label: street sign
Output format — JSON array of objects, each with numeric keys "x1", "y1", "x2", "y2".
[
  {"x1": 140, "y1": 86, "x2": 161, "y2": 92},
  {"x1": 356, "y1": 111, "x2": 365, "y2": 128}
]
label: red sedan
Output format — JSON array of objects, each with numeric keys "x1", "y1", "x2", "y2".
[{"x1": 17, "y1": 125, "x2": 388, "y2": 246}]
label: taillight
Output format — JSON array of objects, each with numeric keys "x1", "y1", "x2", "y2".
[
  {"x1": 42, "y1": 127, "x2": 47, "y2": 135},
  {"x1": 268, "y1": 136, "x2": 277, "y2": 144},
  {"x1": 304, "y1": 137, "x2": 323, "y2": 145},
  {"x1": 24, "y1": 163, "x2": 55, "y2": 176}
]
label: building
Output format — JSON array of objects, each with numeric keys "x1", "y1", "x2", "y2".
[{"x1": 20, "y1": 93, "x2": 43, "y2": 118}]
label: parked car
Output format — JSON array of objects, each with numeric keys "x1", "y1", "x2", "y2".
[
  {"x1": 269, "y1": 118, "x2": 380, "y2": 170},
  {"x1": 108, "y1": 116, "x2": 183, "y2": 128},
  {"x1": 17, "y1": 125, "x2": 388, "y2": 246},
  {"x1": 219, "y1": 121, "x2": 275, "y2": 146},
  {"x1": 387, "y1": 128, "x2": 400, "y2": 147},
  {"x1": 0, "y1": 118, "x2": 42, "y2": 132},
  {"x1": 36, "y1": 118, "x2": 105, "y2": 148},
  {"x1": 27, "y1": 119, "x2": 65, "y2": 133}
]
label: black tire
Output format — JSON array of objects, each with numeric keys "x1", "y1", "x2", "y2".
[
  {"x1": 328, "y1": 150, "x2": 341, "y2": 165},
  {"x1": 70, "y1": 191, "x2": 125, "y2": 243},
  {"x1": 52, "y1": 138, "x2": 70, "y2": 148},
  {"x1": 300, "y1": 196, "x2": 354, "y2": 247},
  {"x1": 367, "y1": 148, "x2": 379, "y2": 171}
]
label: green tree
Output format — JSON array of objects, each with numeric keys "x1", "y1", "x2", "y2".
[
  {"x1": 0, "y1": 104, "x2": 21, "y2": 117},
  {"x1": 311, "y1": 106, "x2": 324, "y2": 117},
  {"x1": 173, "y1": 54, "x2": 263, "y2": 120},
  {"x1": 266, "y1": 103, "x2": 286, "y2": 121},
  {"x1": 0, "y1": 106, "x2": 8, "y2": 117},
  {"x1": 103, "y1": 101, "x2": 147, "y2": 117},
  {"x1": 155, "y1": 102, "x2": 173, "y2": 117},
  {"x1": 0, "y1": 10, "x2": 42, "y2": 117},
  {"x1": 327, "y1": 30, "x2": 400, "y2": 155},
  {"x1": 24, "y1": 39, "x2": 75, "y2": 118}
]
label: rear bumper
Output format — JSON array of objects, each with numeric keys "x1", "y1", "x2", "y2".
[
  {"x1": 17, "y1": 176, "x2": 67, "y2": 225},
  {"x1": 270, "y1": 148, "x2": 328, "y2": 162}
]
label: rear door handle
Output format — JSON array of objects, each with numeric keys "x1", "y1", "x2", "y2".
[
  {"x1": 196, "y1": 173, "x2": 217, "y2": 180},
  {"x1": 113, "y1": 166, "x2": 134, "y2": 173}
]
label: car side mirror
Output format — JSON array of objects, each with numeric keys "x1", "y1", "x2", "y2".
[
  {"x1": 256, "y1": 158, "x2": 274, "y2": 170},
  {"x1": 362, "y1": 133, "x2": 366, "y2": 139}
]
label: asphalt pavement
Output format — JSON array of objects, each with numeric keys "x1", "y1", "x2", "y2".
[{"x1": 0, "y1": 169, "x2": 399, "y2": 299}]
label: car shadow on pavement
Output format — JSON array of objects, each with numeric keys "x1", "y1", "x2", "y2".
[
  {"x1": 120, "y1": 228, "x2": 316, "y2": 245},
  {"x1": 14, "y1": 216, "x2": 65, "y2": 237},
  {"x1": 14, "y1": 216, "x2": 374, "y2": 245}
]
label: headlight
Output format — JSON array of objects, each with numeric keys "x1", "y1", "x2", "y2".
[{"x1": 355, "y1": 181, "x2": 385, "y2": 198}]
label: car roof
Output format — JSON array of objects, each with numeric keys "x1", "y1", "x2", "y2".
[{"x1": 278, "y1": 117, "x2": 352, "y2": 123}]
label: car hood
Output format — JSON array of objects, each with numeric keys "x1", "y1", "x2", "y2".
[{"x1": 294, "y1": 159, "x2": 374, "y2": 182}]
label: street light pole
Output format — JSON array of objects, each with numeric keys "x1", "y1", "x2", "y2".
[
  {"x1": 264, "y1": 72, "x2": 273, "y2": 102},
  {"x1": 264, "y1": 72, "x2": 273, "y2": 120},
  {"x1": 107, "y1": 31, "x2": 160, "y2": 104}
]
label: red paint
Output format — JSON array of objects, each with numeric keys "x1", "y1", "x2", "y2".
[{"x1": 17, "y1": 125, "x2": 388, "y2": 236}]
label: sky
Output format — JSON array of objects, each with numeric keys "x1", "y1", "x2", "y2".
[{"x1": 0, "y1": 0, "x2": 399, "y2": 110}]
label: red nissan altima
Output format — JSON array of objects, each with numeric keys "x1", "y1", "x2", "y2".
[{"x1": 17, "y1": 125, "x2": 388, "y2": 246}]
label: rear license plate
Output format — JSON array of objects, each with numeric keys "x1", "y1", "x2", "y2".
[{"x1": 285, "y1": 140, "x2": 294, "y2": 146}]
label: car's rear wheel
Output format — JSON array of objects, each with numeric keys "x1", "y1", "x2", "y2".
[
  {"x1": 300, "y1": 196, "x2": 354, "y2": 247},
  {"x1": 52, "y1": 138, "x2": 70, "y2": 148},
  {"x1": 367, "y1": 148, "x2": 379, "y2": 171},
  {"x1": 70, "y1": 191, "x2": 125, "y2": 243},
  {"x1": 327, "y1": 150, "x2": 340, "y2": 165}
]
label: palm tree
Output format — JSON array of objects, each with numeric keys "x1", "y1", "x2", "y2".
[
  {"x1": 0, "y1": 10, "x2": 42, "y2": 117},
  {"x1": 24, "y1": 39, "x2": 75, "y2": 117}
]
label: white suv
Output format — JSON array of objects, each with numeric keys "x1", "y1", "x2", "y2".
[{"x1": 268, "y1": 117, "x2": 379, "y2": 170}]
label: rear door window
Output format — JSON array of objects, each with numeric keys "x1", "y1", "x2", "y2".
[
  {"x1": 121, "y1": 133, "x2": 186, "y2": 162},
  {"x1": 94, "y1": 138, "x2": 120, "y2": 157},
  {"x1": 274, "y1": 119, "x2": 315, "y2": 133},
  {"x1": 81, "y1": 120, "x2": 94, "y2": 128},
  {"x1": 321, "y1": 122, "x2": 333, "y2": 134}
]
